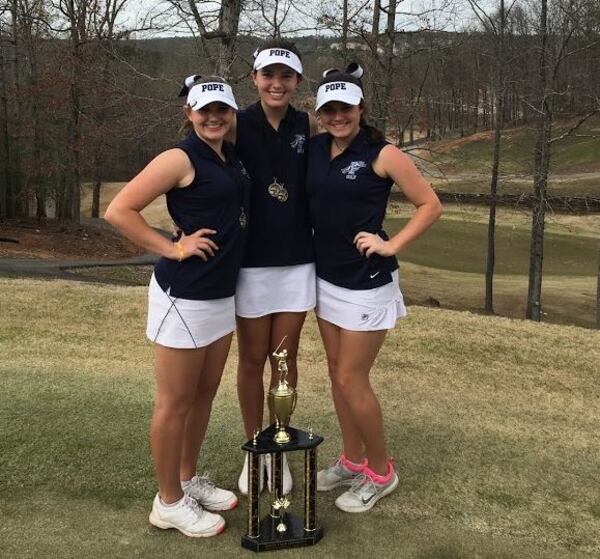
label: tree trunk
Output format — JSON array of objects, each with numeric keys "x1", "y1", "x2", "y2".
[
  {"x1": 341, "y1": 0, "x2": 349, "y2": 66},
  {"x1": 67, "y1": 44, "x2": 82, "y2": 222},
  {"x1": 216, "y1": 0, "x2": 242, "y2": 77},
  {"x1": 91, "y1": 152, "x2": 102, "y2": 218},
  {"x1": 369, "y1": 0, "x2": 382, "y2": 126},
  {"x1": 375, "y1": 0, "x2": 397, "y2": 134},
  {"x1": 485, "y1": 0, "x2": 506, "y2": 314},
  {"x1": 526, "y1": 0, "x2": 550, "y2": 321},
  {"x1": 9, "y1": 0, "x2": 24, "y2": 217},
  {"x1": 0, "y1": 26, "x2": 12, "y2": 219},
  {"x1": 596, "y1": 241, "x2": 600, "y2": 329}
]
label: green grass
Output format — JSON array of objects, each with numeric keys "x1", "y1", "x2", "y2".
[
  {"x1": 433, "y1": 117, "x2": 600, "y2": 176},
  {"x1": 1, "y1": 278, "x2": 600, "y2": 558},
  {"x1": 432, "y1": 175, "x2": 600, "y2": 197},
  {"x1": 61, "y1": 209, "x2": 599, "y2": 328},
  {"x1": 423, "y1": 117, "x2": 600, "y2": 198},
  {"x1": 385, "y1": 217, "x2": 598, "y2": 277}
]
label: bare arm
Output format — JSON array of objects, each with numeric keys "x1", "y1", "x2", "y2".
[
  {"x1": 104, "y1": 149, "x2": 218, "y2": 261},
  {"x1": 354, "y1": 144, "x2": 442, "y2": 257}
]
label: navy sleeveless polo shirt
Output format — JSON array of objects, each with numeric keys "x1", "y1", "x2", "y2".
[
  {"x1": 235, "y1": 102, "x2": 313, "y2": 267},
  {"x1": 153, "y1": 131, "x2": 251, "y2": 300},
  {"x1": 306, "y1": 129, "x2": 398, "y2": 290}
]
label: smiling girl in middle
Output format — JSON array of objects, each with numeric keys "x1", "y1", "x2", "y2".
[{"x1": 233, "y1": 40, "x2": 317, "y2": 496}]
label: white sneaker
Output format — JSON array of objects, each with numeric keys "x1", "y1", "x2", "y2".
[
  {"x1": 334, "y1": 471, "x2": 399, "y2": 513},
  {"x1": 182, "y1": 474, "x2": 238, "y2": 511},
  {"x1": 238, "y1": 452, "x2": 264, "y2": 496},
  {"x1": 317, "y1": 456, "x2": 365, "y2": 491},
  {"x1": 265, "y1": 453, "x2": 292, "y2": 496},
  {"x1": 149, "y1": 493, "x2": 225, "y2": 537}
]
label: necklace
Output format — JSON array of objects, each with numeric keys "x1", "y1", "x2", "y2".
[
  {"x1": 258, "y1": 103, "x2": 290, "y2": 204},
  {"x1": 333, "y1": 138, "x2": 347, "y2": 153}
]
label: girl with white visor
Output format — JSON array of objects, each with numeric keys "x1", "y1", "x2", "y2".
[
  {"x1": 233, "y1": 40, "x2": 318, "y2": 496},
  {"x1": 105, "y1": 76, "x2": 250, "y2": 537},
  {"x1": 307, "y1": 64, "x2": 442, "y2": 512}
]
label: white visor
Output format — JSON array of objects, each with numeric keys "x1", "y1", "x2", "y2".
[
  {"x1": 253, "y1": 48, "x2": 303, "y2": 75},
  {"x1": 187, "y1": 82, "x2": 238, "y2": 111},
  {"x1": 316, "y1": 81, "x2": 363, "y2": 111}
]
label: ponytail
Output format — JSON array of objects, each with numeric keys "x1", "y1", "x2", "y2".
[{"x1": 359, "y1": 113, "x2": 385, "y2": 145}]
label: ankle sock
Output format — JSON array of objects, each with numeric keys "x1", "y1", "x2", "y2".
[
  {"x1": 160, "y1": 495, "x2": 184, "y2": 508},
  {"x1": 365, "y1": 461, "x2": 394, "y2": 485},
  {"x1": 340, "y1": 454, "x2": 367, "y2": 473}
]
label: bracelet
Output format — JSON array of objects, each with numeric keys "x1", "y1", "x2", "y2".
[{"x1": 175, "y1": 241, "x2": 185, "y2": 262}]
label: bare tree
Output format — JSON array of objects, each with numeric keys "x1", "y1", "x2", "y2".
[
  {"x1": 88, "y1": 0, "x2": 130, "y2": 218},
  {"x1": 467, "y1": 0, "x2": 516, "y2": 314},
  {"x1": 597, "y1": 242, "x2": 600, "y2": 329},
  {"x1": 165, "y1": 0, "x2": 242, "y2": 77},
  {"x1": 526, "y1": 0, "x2": 600, "y2": 320}
]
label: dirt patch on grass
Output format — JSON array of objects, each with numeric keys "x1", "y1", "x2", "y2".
[
  {"x1": 434, "y1": 130, "x2": 495, "y2": 153},
  {"x1": 0, "y1": 219, "x2": 144, "y2": 260}
]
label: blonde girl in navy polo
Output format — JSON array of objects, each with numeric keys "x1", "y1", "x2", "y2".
[
  {"x1": 307, "y1": 65, "x2": 442, "y2": 513},
  {"x1": 105, "y1": 76, "x2": 250, "y2": 537},
  {"x1": 232, "y1": 40, "x2": 318, "y2": 496}
]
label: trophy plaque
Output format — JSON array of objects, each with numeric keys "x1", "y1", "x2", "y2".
[{"x1": 241, "y1": 347, "x2": 324, "y2": 552}]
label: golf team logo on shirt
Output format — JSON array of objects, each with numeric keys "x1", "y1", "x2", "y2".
[
  {"x1": 239, "y1": 206, "x2": 248, "y2": 228},
  {"x1": 341, "y1": 161, "x2": 366, "y2": 180},
  {"x1": 240, "y1": 162, "x2": 250, "y2": 179},
  {"x1": 290, "y1": 134, "x2": 306, "y2": 154}
]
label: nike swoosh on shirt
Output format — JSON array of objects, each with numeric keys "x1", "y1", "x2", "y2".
[{"x1": 369, "y1": 272, "x2": 380, "y2": 279}]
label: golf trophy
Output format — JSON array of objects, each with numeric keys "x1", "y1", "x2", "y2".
[{"x1": 241, "y1": 342, "x2": 324, "y2": 552}]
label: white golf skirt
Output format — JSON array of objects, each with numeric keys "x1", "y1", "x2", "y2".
[
  {"x1": 315, "y1": 270, "x2": 407, "y2": 331},
  {"x1": 146, "y1": 274, "x2": 236, "y2": 349},
  {"x1": 235, "y1": 263, "x2": 316, "y2": 318}
]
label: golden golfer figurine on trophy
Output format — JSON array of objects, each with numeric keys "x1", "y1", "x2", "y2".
[
  {"x1": 268, "y1": 348, "x2": 297, "y2": 445},
  {"x1": 241, "y1": 339, "x2": 324, "y2": 552}
]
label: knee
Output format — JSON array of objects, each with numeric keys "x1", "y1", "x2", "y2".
[
  {"x1": 154, "y1": 393, "x2": 194, "y2": 420},
  {"x1": 330, "y1": 368, "x2": 359, "y2": 398},
  {"x1": 239, "y1": 349, "x2": 269, "y2": 375}
]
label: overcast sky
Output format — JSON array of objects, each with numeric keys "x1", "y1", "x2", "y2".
[{"x1": 120, "y1": 0, "x2": 484, "y2": 39}]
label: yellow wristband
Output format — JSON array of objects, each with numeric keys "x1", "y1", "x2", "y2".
[{"x1": 175, "y1": 241, "x2": 185, "y2": 262}]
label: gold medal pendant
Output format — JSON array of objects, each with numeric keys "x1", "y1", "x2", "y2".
[
  {"x1": 268, "y1": 178, "x2": 288, "y2": 203},
  {"x1": 239, "y1": 207, "x2": 248, "y2": 229}
]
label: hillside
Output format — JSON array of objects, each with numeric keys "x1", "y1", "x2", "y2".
[{"x1": 423, "y1": 117, "x2": 600, "y2": 197}]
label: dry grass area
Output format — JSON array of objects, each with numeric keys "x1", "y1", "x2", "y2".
[
  {"x1": 399, "y1": 262, "x2": 598, "y2": 329},
  {"x1": 81, "y1": 182, "x2": 172, "y2": 230},
  {"x1": 388, "y1": 201, "x2": 600, "y2": 239},
  {"x1": 2, "y1": 277, "x2": 600, "y2": 558}
]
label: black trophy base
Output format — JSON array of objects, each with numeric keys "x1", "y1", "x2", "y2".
[{"x1": 241, "y1": 512, "x2": 323, "y2": 552}]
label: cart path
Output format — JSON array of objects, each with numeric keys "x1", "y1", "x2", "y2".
[{"x1": 0, "y1": 253, "x2": 158, "y2": 284}]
